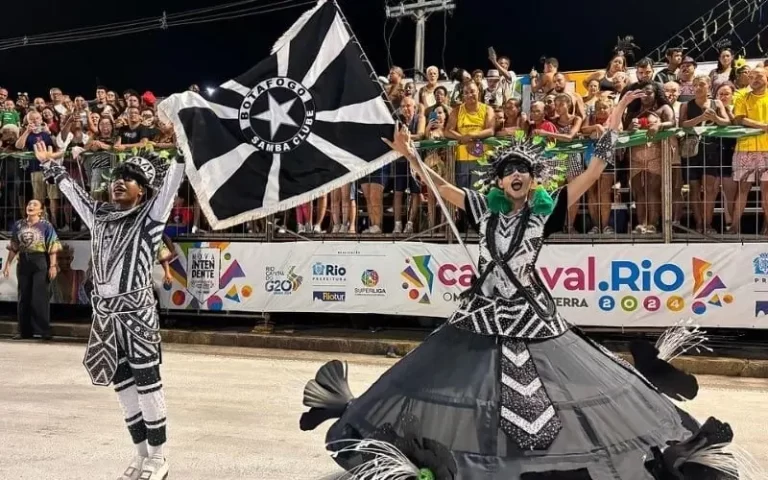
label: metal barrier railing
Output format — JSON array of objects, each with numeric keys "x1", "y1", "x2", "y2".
[
  {"x1": 669, "y1": 128, "x2": 767, "y2": 241},
  {"x1": 266, "y1": 141, "x2": 457, "y2": 242},
  {"x1": 0, "y1": 125, "x2": 762, "y2": 243}
]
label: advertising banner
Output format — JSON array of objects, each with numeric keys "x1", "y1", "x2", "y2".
[
  {"x1": 154, "y1": 241, "x2": 768, "y2": 329},
  {"x1": 5, "y1": 239, "x2": 768, "y2": 329}
]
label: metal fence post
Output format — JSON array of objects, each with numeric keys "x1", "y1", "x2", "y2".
[
  {"x1": 446, "y1": 143, "x2": 457, "y2": 244},
  {"x1": 265, "y1": 214, "x2": 274, "y2": 242},
  {"x1": 661, "y1": 138, "x2": 673, "y2": 243}
]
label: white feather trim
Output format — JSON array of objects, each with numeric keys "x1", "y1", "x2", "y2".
[
  {"x1": 327, "y1": 439, "x2": 420, "y2": 480},
  {"x1": 686, "y1": 442, "x2": 767, "y2": 480},
  {"x1": 655, "y1": 318, "x2": 713, "y2": 362}
]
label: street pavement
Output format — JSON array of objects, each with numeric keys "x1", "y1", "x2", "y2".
[{"x1": 1, "y1": 340, "x2": 767, "y2": 479}]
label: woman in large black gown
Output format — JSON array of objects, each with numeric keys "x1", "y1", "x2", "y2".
[{"x1": 300, "y1": 90, "x2": 740, "y2": 480}]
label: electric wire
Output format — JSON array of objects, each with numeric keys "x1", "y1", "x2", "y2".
[
  {"x1": 166, "y1": 0, "x2": 315, "y2": 28},
  {"x1": 0, "y1": 0, "x2": 280, "y2": 44},
  {"x1": 441, "y1": 8, "x2": 447, "y2": 74},
  {"x1": 0, "y1": 0, "x2": 310, "y2": 50},
  {"x1": 383, "y1": 14, "x2": 399, "y2": 70}
]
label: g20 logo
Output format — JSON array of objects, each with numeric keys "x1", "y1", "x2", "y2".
[{"x1": 265, "y1": 280, "x2": 294, "y2": 293}]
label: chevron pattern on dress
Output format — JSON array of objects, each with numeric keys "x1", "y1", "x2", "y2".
[
  {"x1": 501, "y1": 343, "x2": 530, "y2": 367},
  {"x1": 495, "y1": 214, "x2": 518, "y2": 238},
  {"x1": 498, "y1": 339, "x2": 562, "y2": 450},
  {"x1": 86, "y1": 288, "x2": 160, "y2": 384},
  {"x1": 83, "y1": 313, "x2": 119, "y2": 386},
  {"x1": 448, "y1": 292, "x2": 569, "y2": 340}
]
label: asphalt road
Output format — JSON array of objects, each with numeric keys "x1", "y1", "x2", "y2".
[{"x1": 1, "y1": 341, "x2": 767, "y2": 480}]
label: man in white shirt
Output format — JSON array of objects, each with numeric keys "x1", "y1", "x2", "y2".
[
  {"x1": 488, "y1": 48, "x2": 518, "y2": 100},
  {"x1": 485, "y1": 70, "x2": 505, "y2": 107},
  {"x1": 50, "y1": 88, "x2": 68, "y2": 117}
]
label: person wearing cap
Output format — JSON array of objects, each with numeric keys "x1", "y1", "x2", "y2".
[
  {"x1": 484, "y1": 69, "x2": 505, "y2": 107},
  {"x1": 32, "y1": 140, "x2": 185, "y2": 480},
  {"x1": 488, "y1": 47, "x2": 518, "y2": 100},
  {"x1": 677, "y1": 56, "x2": 698, "y2": 102},
  {"x1": 142, "y1": 91, "x2": 157, "y2": 108}
]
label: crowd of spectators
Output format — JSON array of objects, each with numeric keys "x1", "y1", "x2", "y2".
[
  {"x1": 0, "y1": 85, "x2": 193, "y2": 235},
  {"x1": 2, "y1": 45, "x2": 768, "y2": 239},
  {"x1": 348, "y1": 46, "x2": 768, "y2": 237}
]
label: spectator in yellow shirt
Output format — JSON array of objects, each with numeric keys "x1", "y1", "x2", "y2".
[
  {"x1": 444, "y1": 82, "x2": 495, "y2": 190},
  {"x1": 732, "y1": 67, "x2": 768, "y2": 234},
  {"x1": 732, "y1": 62, "x2": 753, "y2": 103}
]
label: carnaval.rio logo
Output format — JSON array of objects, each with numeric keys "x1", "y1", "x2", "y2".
[{"x1": 539, "y1": 257, "x2": 733, "y2": 315}]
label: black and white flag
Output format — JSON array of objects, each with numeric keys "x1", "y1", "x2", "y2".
[{"x1": 159, "y1": 0, "x2": 399, "y2": 230}]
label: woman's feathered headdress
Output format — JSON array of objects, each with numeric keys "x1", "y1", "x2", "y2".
[
  {"x1": 473, "y1": 130, "x2": 568, "y2": 194},
  {"x1": 328, "y1": 414, "x2": 457, "y2": 480}
]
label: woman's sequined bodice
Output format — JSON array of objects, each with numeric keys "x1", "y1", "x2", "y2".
[
  {"x1": 447, "y1": 188, "x2": 570, "y2": 339},
  {"x1": 476, "y1": 207, "x2": 546, "y2": 299}
]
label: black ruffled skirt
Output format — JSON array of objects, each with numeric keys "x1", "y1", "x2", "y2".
[{"x1": 325, "y1": 324, "x2": 699, "y2": 479}]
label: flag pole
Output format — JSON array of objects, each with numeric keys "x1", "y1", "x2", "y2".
[
  {"x1": 332, "y1": 0, "x2": 478, "y2": 273},
  {"x1": 410, "y1": 148, "x2": 478, "y2": 275},
  {"x1": 332, "y1": 0, "x2": 397, "y2": 112}
]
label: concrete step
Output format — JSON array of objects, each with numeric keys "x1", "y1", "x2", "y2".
[{"x1": 3, "y1": 320, "x2": 768, "y2": 378}]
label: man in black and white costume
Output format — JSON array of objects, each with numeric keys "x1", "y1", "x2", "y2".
[{"x1": 34, "y1": 141, "x2": 184, "y2": 480}]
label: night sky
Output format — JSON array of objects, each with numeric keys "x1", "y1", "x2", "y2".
[{"x1": 0, "y1": 0, "x2": 735, "y2": 98}]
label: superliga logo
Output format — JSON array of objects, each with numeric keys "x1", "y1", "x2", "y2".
[{"x1": 355, "y1": 269, "x2": 386, "y2": 296}]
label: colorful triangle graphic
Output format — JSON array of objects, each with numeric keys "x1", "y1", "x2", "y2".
[
  {"x1": 418, "y1": 293, "x2": 431, "y2": 304},
  {"x1": 169, "y1": 256, "x2": 188, "y2": 288},
  {"x1": 413, "y1": 255, "x2": 434, "y2": 292},
  {"x1": 220, "y1": 261, "x2": 246, "y2": 289},
  {"x1": 708, "y1": 294, "x2": 721, "y2": 307},
  {"x1": 696, "y1": 275, "x2": 727, "y2": 300},
  {"x1": 401, "y1": 266, "x2": 424, "y2": 288},
  {"x1": 179, "y1": 242, "x2": 194, "y2": 259},
  {"x1": 692, "y1": 257, "x2": 712, "y2": 294},
  {"x1": 225, "y1": 284, "x2": 240, "y2": 303}
]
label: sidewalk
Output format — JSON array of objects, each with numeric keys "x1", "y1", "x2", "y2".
[{"x1": 3, "y1": 320, "x2": 768, "y2": 378}]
